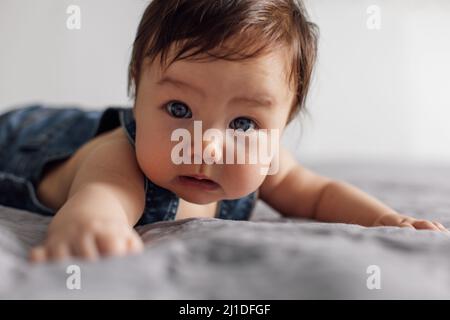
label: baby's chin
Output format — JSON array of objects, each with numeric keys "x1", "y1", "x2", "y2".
[
  {"x1": 174, "y1": 187, "x2": 223, "y2": 205},
  {"x1": 170, "y1": 181, "x2": 253, "y2": 204},
  {"x1": 176, "y1": 187, "x2": 258, "y2": 204}
]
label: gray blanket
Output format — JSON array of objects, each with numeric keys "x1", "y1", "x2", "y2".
[{"x1": 1, "y1": 162, "x2": 450, "y2": 299}]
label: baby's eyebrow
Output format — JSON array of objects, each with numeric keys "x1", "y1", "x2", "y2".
[
  {"x1": 157, "y1": 75, "x2": 206, "y2": 98},
  {"x1": 157, "y1": 75, "x2": 275, "y2": 108},
  {"x1": 231, "y1": 95, "x2": 274, "y2": 108}
]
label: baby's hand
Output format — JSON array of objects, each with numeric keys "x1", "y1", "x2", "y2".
[
  {"x1": 373, "y1": 213, "x2": 449, "y2": 233},
  {"x1": 29, "y1": 219, "x2": 144, "y2": 263}
]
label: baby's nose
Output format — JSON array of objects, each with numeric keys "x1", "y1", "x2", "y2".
[
  {"x1": 191, "y1": 135, "x2": 224, "y2": 164},
  {"x1": 205, "y1": 139, "x2": 223, "y2": 164}
]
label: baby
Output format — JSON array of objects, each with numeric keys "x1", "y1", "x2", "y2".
[{"x1": 0, "y1": 0, "x2": 447, "y2": 263}]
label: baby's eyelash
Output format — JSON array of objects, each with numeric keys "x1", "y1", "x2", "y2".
[{"x1": 245, "y1": 117, "x2": 261, "y2": 129}]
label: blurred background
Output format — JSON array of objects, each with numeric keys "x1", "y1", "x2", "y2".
[{"x1": 0, "y1": 0, "x2": 449, "y2": 165}]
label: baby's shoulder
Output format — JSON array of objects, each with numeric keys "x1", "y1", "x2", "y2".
[
  {"x1": 62, "y1": 126, "x2": 142, "y2": 191},
  {"x1": 65, "y1": 126, "x2": 145, "y2": 200},
  {"x1": 78, "y1": 127, "x2": 140, "y2": 175},
  {"x1": 37, "y1": 126, "x2": 140, "y2": 211},
  {"x1": 67, "y1": 126, "x2": 128, "y2": 167}
]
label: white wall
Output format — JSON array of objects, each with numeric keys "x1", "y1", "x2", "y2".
[
  {"x1": 1, "y1": 0, "x2": 449, "y2": 164},
  {"x1": 0, "y1": 0, "x2": 146, "y2": 109},
  {"x1": 287, "y1": 0, "x2": 450, "y2": 165}
]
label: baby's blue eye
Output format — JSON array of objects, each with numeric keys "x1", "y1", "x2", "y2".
[
  {"x1": 166, "y1": 101, "x2": 192, "y2": 118},
  {"x1": 229, "y1": 117, "x2": 257, "y2": 132}
]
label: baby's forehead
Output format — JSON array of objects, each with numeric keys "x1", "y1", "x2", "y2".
[
  {"x1": 152, "y1": 42, "x2": 291, "y2": 74},
  {"x1": 153, "y1": 52, "x2": 292, "y2": 88}
]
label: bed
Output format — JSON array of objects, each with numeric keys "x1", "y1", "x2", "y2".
[{"x1": 1, "y1": 161, "x2": 450, "y2": 299}]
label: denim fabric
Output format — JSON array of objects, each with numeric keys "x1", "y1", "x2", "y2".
[
  {"x1": 0, "y1": 104, "x2": 122, "y2": 216},
  {"x1": 0, "y1": 104, "x2": 258, "y2": 226}
]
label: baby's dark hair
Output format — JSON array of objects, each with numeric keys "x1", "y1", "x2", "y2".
[{"x1": 128, "y1": 0, "x2": 319, "y2": 124}]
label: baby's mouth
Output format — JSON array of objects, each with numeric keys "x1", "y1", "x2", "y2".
[{"x1": 177, "y1": 175, "x2": 220, "y2": 191}]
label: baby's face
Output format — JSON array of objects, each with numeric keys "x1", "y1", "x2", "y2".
[{"x1": 133, "y1": 45, "x2": 295, "y2": 204}]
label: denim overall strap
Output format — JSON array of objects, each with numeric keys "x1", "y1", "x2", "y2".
[{"x1": 219, "y1": 191, "x2": 258, "y2": 220}]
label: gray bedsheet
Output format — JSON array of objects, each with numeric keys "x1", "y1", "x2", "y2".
[{"x1": 1, "y1": 161, "x2": 450, "y2": 299}]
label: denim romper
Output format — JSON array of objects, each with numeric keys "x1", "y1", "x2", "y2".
[{"x1": 0, "y1": 104, "x2": 258, "y2": 226}]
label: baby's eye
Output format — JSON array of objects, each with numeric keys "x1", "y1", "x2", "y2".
[
  {"x1": 165, "y1": 101, "x2": 192, "y2": 119},
  {"x1": 229, "y1": 117, "x2": 257, "y2": 132}
]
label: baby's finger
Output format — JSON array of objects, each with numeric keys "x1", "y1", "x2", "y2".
[
  {"x1": 76, "y1": 234, "x2": 99, "y2": 261},
  {"x1": 432, "y1": 221, "x2": 449, "y2": 233},
  {"x1": 29, "y1": 246, "x2": 48, "y2": 263},
  {"x1": 127, "y1": 233, "x2": 144, "y2": 254},
  {"x1": 48, "y1": 243, "x2": 71, "y2": 261},
  {"x1": 399, "y1": 222, "x2": 415, "y2": 229},
  {"x1": 96, "y1": 233, "x2": 127, "y2": 257},
  {"x1": 413, "y1": 220, "x2": 440, "y2": 231}
]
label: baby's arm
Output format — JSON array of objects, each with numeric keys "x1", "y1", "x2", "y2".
[
  {"x1": 260, "y1": 147, "x2": 448, "y2": 232},
  {"x1": 30, "y1": 139, "x2": 146, "y2": 263}
]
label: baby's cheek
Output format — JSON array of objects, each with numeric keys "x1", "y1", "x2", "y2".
[
  {"x1": 221, "y1": 163, "x2": 265, "y2": 198},
  {"x1": 135, "y1": 134, "x2": 173, "y2": 181}
]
